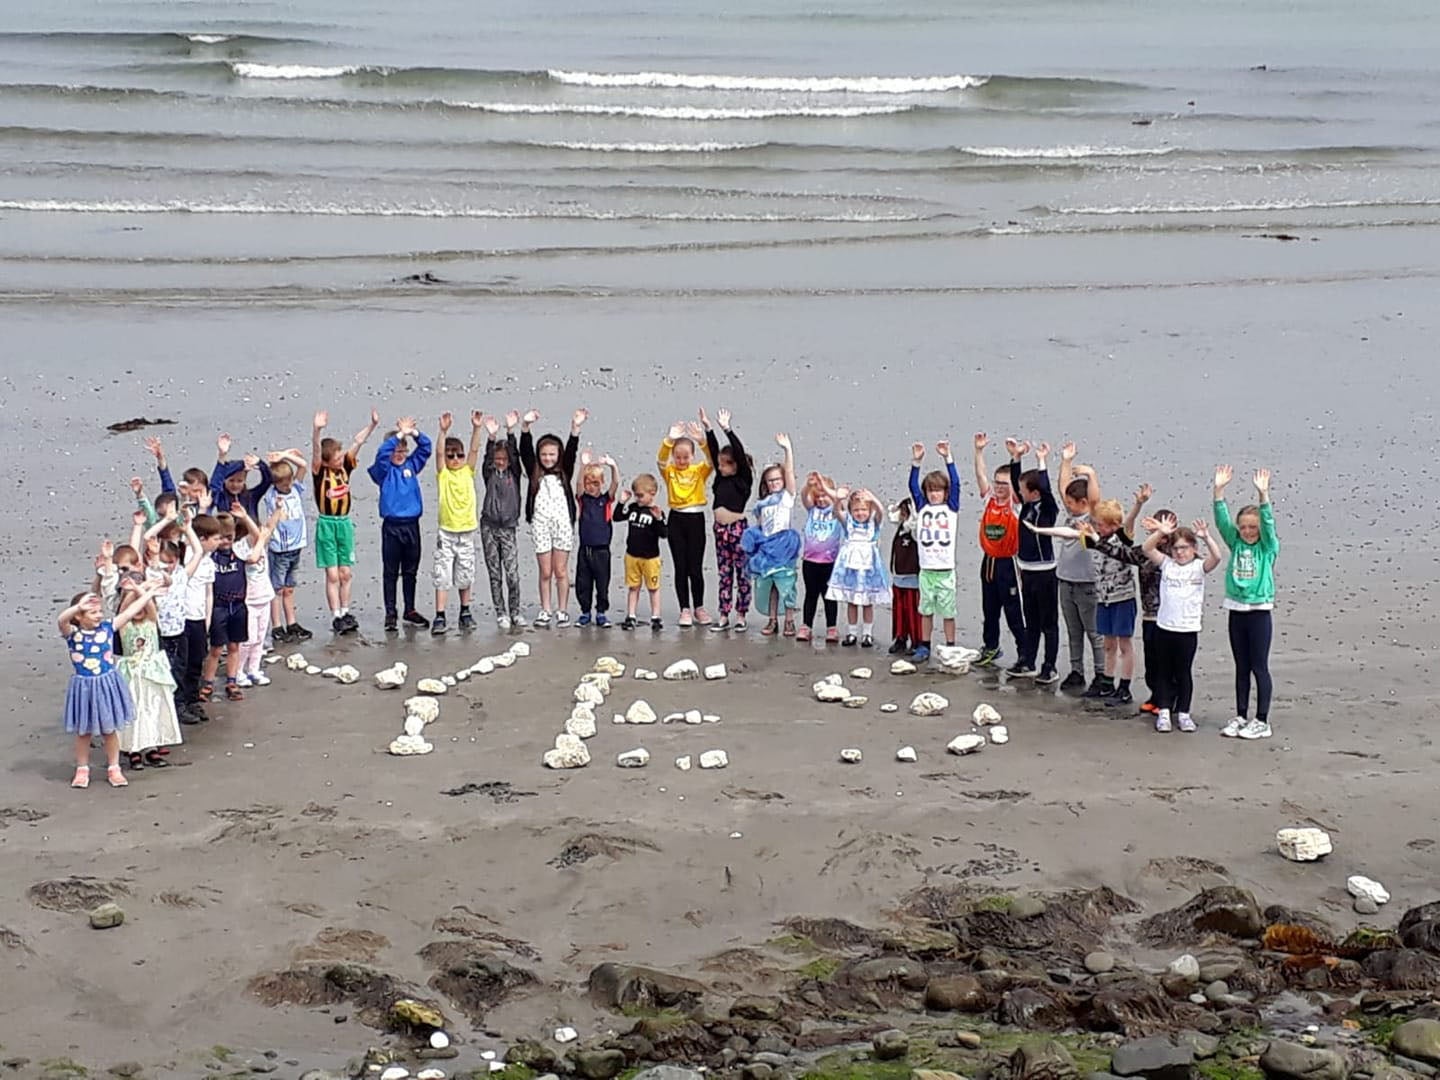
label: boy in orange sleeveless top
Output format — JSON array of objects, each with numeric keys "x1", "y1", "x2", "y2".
[{"x1": 971, "y1": 433, "x2": 1028, "y2": 670}]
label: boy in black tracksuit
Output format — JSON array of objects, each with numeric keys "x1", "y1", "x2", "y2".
[
  {"x1": 575, "y1": 456, "x2": 620, "y2": 627},
  {"x1": 1011, "y1": 442, "x2": 1061, "y2": 684}
]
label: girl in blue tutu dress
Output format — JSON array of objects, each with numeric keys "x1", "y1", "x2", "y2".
[
  {"x1": 823, "y1": 485, "x2": 891, "y2": 648},
  {"x1": 59, "y1": 575, "x2": 161, "y2": 789}
]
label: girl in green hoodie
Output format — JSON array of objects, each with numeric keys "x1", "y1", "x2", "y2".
[{"x1": 1213, "y1": 467, "x2": 1279, "y2": 740}]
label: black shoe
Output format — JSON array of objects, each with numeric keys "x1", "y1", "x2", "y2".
[
  {"x1": 1035, "y1": 666, "x2": 1060, "y2": 686},
  {"x1": 650, "y1": 617, "x2": 663, "y2": 631},
  {"x1": 340, "y1": 613, "x2": 359, "y2": 634},
  {"x1": 403, "y1": 610, "x2": 430, "y2": 629},
  {"x1": 333, "y1": 616, "x2": 349, "y2": 634},
  {"x1": 289, "y1": 622, "x2": 313, "y2": 641},
  {"x1": 180, "y1": 704, "x2": 208, "y2": 725},
  {"x1": 431, "y1": 613, "x2": 448, "y2": 636},
  {"x1": 1082, "y1": 677, "x2": 1113, "y2": 699},
  {"x1": 975, "y1": 646, "x2": 1002, "y2": 668},
  {"x1": 1104, "y1": 686, "x2": 1134, "y2": 706},
  {"x1": 621, "y1": 616, "x2": 637, "y2": 630},
  {"x1": 861, "y1": 635, "x2": 874, "y2": 649},
  {"x1": 383, "y1": 613, "x2": 398, "y2": 632},
  {"x1": 1059, "y1": 671, "x2": 1086, "y2": 692},
  {"x1": 888, "y1": 636, "x2": 910, "y2": 655},
  {"x1": 458, "y1": 609, "x2": 475, "y2": 630},
  {"x1": 1005, "y1": 661, "x2": 1037, "y2": 678},
  {"x1": 271, "y1": 624, "x2": 293, "y2": 645}
]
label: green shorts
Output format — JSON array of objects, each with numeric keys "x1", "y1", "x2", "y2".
[
  {"x1": 918, "y1": 568, "x2": 956, "y2": 618},
  {"x1": 314, "y1": 514, "x2": 356, "y2": 569}
]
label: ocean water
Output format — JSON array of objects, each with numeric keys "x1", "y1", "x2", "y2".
[{"x1": 2, "y1": 0, "x2": 1438, "y2": 300}]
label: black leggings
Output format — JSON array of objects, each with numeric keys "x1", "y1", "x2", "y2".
[
  {"x1": 1141, "y1": 619, "x2": 1157, "y2": 701},
  {"x1": 1228, "y1": 609, "x2": 1273, "y2": 720},
  {"x1": 1153, "y1": 627, "x2": 1198, "y2": 714},
  {"x1": 802, "y1": 559, "x2": 838, "y2": 629},
  {"x1": 667, "y1": 511, "x2": 706, "y2": 610}
]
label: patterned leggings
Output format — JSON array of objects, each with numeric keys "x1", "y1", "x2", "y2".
[
  {"x1": 481, "y1": 523, "x2": 522, "y2": 617},
  {"x1": 714, "y1": 520, "x2": 751, "y2": 617}
]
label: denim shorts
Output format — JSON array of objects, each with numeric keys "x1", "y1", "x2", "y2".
[
  {"x1": 1096, "y1": 598, "x2": 1137, "y2": 638},
  {"x1": 269, "y1": 547, "x2": 302, "y2": 590}
]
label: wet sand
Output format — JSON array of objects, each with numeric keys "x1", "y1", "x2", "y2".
[{"x1": 1, "y1": 280, "x2": 1437, "y2": 1072}]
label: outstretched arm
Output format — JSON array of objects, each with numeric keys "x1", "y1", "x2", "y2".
[
  {"x1": 1139, "y1": 517, "x2": 1174, "y2": 566},
  {"x1": 971, "y1": 433, "x2": 990, "y2": 500},
  {"x1": 939, "y1": 440, "x2": 960, "y2": 511},
  {"x1": 776, "y1": 433, "x2": 796, "y2": 495},
  {"x1": 467, "y1": 411, "x2": 484, "y2": 470},
  {"x1": 1254, "y1": 469, "x2": 1279, "y2": 551},
  {"x1": 310, "y1": 411, "x2": 327, "y2": 474},
  {"x1": 350, "y1": 407, "x2": 381, "y2": 460},
  {"x1": 1194, "y1": 519, "x2": 1225, "y2": 573},
  {"x1": 908, "y1": 442, "x2": 925, "y2": 507},
  {"x1": 1125, "y1": 483, "x2": 1151, "y2": 535}
]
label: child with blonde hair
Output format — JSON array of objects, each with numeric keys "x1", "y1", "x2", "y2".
[
  {"x1": 822, "y1": 485, "x2": 890, "y2": 648},
  {"x1": 575, "y1": 452, "x2": 620, "y2": 626},
  {"x1": 615, "y1": 473, "x2": 668, "y2": 629},
  {"x1": 431, "y1": 410, "x2": 484, "y2": 634},
  {"x1": 520, "y1": 408, "x2": 587, "y2": 626},
  {"x1": 658, "y1": 418, "x2": 714, "y2": 627},
  {"x1": 798, "y1": 472, "x2": 844, "y2": 643},
  {"x1": 744, "y1": 434, "x2": 800, "y2": 637}
]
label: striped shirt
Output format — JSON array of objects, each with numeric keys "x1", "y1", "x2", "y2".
[{"x1": 313, "y1": 453, "x2": 357, "y2": 517}]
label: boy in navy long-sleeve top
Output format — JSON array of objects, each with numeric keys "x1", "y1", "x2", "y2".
[
  {"x1": 1011, "y1": 440, "x2": 1061, "y2": 684},
  {"x1": 210, "y1": 432, "x2": 274, "y2": 515},
  {"x1": 575, "y1": 453, "x2": 621, "y2": 627},
  {"x1": 368, "y1": 416, "x2": 432, "y2": 631}
]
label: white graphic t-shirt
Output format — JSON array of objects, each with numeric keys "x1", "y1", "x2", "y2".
[{"x1": 915, "y1": 504, "x2": 958, "y2": 571}]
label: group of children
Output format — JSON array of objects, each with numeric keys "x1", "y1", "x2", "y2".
[{"x1": 59, "y1": 409, "x2": 1280, "y2": 787}]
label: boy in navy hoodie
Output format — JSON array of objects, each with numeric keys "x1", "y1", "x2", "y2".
[{"x1": 368, "y1": 416, "x2": 432, "y2": 632}]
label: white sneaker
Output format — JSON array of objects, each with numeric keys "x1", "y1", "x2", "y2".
[
  {"x1": 232, "y1": 673, "x2": 253, "y2": 688},
  {"x1": 511, "y1": 612, "x2": 527, "y2": 627},
  {"x1": 554, "y1": 610, "x2": 570, "y2": 626},
  {"x1": 734, "y1": 616, "x2": 748, "y2": 633},
  {"x1": 1154, "y1": 710, "x2": 1172, "y2": 733},
  {"x1": 1238, "y1": 718, "x2": 1273, "y2": 740},
  {"x1": 250, "y1": 671, "x2": 271, "y2": 687},
  {"x1": 1177, "y1": 713, "x2": 1197, "y2": 733},
  {"x1": 497, "y1": 614, "x2": 512, "y2": 630},
  {"x1": 1220, "y1": 716, "x2": 1245, "y2": 738},
  {"x1": 534, "y1": 609, "x2": 551, "y2": 627},
  {"x1": 677, "y1": 608, "x2": 693, "y2": 628}
]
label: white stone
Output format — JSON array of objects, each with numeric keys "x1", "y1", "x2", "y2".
[
  {"x1": 441, "y1": 675, "x2": 457, "y2": 687},
  {"x1": 286, "y1": 653, "x2": 309, "y2": 671},
  {"x1": 404, "y1": 697, "x2": 440, "y2": 724},
  {"x1": 373, "y1": 660, "x2": 406, "y2": 686},
  {"x1": 429, "y1": 1031, "x2": 450, "y2": 1050},
  {"x1": 896, "y1": 746, "x2": 918, "y2": 762},
  {"x1": 675, "y1": 756, "x2": 692, "y2": 771},
  {"x1": 571, "y1": 702, "x2": 596, "y2": 722},
  {"x1": 946, "y1": 733, "x2": 985, "y2": 755},
  {"x1": 469, "y1": 658, "x2": 495, "y2": 676},
  {"x1": 890, "y1": 659, "x2": 916, "y2": 675},
  {"x1": 909, "y1": 691, "x2": 949, "y2": 716},
  {"x1": 880, "y1": 703, "x2": 899, "y2": 713},
  {"x1": 612, "y1": 714, "x2": 626, "y2": 725},
  {"x1": 1276, "y1": 827, "x2": 1333, "y2": 862},
  {"x1": 508, "y1": 641, "x2": 531, "y2": 658},
  {"x1": 305, "y1": 665, "x2": 322, "y2": 675},
  {"x1": 1167, "y1": 954, "x2": 1201, "y2": 981},
  {"x1": 555, "y1": 1026, "x2": 579, "y2": 1043},
  {"x1": 565, "y1": 712, "x2": 598, "y2": 739},
  {"x1": 1347, "y1": 875, "x2": 1390, "y2": 906},
  {"x1": 381, "y1": 1068, "x2": 411, "y2": 1080},
  {"x1": 840, "y1": 748, "x2": 863, "y2": 763},
  {"x1": 417, "y1": 1069, "x2": 446, "y2": 1080},
  {"x1": 703, "y1": 713, "x2": 720, "y2": 723},
  {"x1": 321, "y1": 665, "x2": 341, "y2": 678},
  {"x1": 580, "y1": 672, "x2": 612, "y2": 693},
  {"x1": 388, "y1": 734, "x2": 434, "y2": 756},
  {"x1": 490, "y1": 652, "x2": 515, "y2": 668},
  {"x1": 543, "y1": 733, "x2": 590, "y2": 769},
  {"x1": 843, "y1": 695, "x2": 868, "y2": 709},
  {"x1": 617, "y1": 748, "x2": 650, "y2": 768},
  {"x1": 663, "y1": 659, "x2": 700, "y2": 681},
  {"x1": 988, "y1": 725, "x2": 1010, "y2": 745},
  {"x1": 815, "y1": 683, "x2": 849, "y2": 703},
  {"x1": 625, "y1": 700, "x2": 657, "y2": 725},
  {"x1": 661, "y1": 712, "x2": 684, "y2": 725},
  {"x1": 684, "y1": 709, "x2": 703, "y2": 725},
  {"x1": 594, "y1": 655, "x2": 625, "y2": 676},
  {"x1": 404, "y1": 715, "x2": 426, "y2": 737},
  {"x1": 849, "y1": 667, "x2": 873, "y2": 679},
  {"x1": 972, "y1": 703, "x2": 1002, "y2": 726},
  {"x1": 704, "y1": 663, "x2": 727, "y2": 680},
  {"x1": 642, "y1": 670, "x2": 658, "y2": 681},
  {"x1": 334, "y1": 665, "x2": 359, "y2": 685},
  {"x1": 814, "y1": 674, "x2": 844, "y2": 689},
  {"x1": 699, "y1": 750, "x2": 729, "y2": 770},
  {"x1": 417, "y1": 678, "x2": 447, "y2": 695},
  {"x1": 633, "y1": 667, "x2": 652, "y2": 679},
  {"x1": 455, "y1": 668, "x2": 470, "y2": 681},
  {"x1": 574, "y1": 682, "x2": 605, "y2": 706}
]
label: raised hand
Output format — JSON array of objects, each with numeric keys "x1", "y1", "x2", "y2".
[
  {"x1": 484, "y1": 416, "x2": 500, "y2": 437},
  {"x1": 1004, "y1": 437, "x2": 1020, "y2": 457},
  {"x1": 936, "y1": 439, "x2": 952, "y2": 459},
  {"x1": 1253, "y1": 468, "x2": 1271, "y2": 495},
  {"x1": 667, "y1": 421, "x2": 685, "y2": 440},
  {"x1": 1134, "y1": 483, "x2": 1153, "y2": 504},
  {"x1": 470, "y1": 409, "x2": 484, "y2": 428},
  {"x1": 522, "y1": 408, "x2": 539, "y2": 425},
  {"x1": 697, "y1": 406, "x2": 711, "y2": 429},
  {"x1": 1143, "y1": 516, "x2": 1175, "y2": 535},
  {"x1": 1214, "y1": 464, "x2": 1233, "y2": 490},
  {"x1": 198, "y1": 488, "x2": 213, "y2": 512},
  {"x1": 217, "y1": 432, "x2": 232, "y2": 457},
  {"x1": 1192, "y1": 519, "x2": 1209, "y2": 538},
  {"x1": 231, "y1": 503, "x2": 249, "y2": 522},
  {"x1": 504, "y1": 410, "x2": 519, "y2": 428},
  {"x1": 572, "y1": 408, "x2": 590, "y2": 428},
  {"x1": 717, "y1": 408, "x2": 732, "y2": 429},
  {"x1": 439, "y1": 411, "x2": 454, "y2": 433},
  {"x1": 684, "y1": 421, "x2": 704, "y2": 441},
  {"x1": 974, "y1": 432, "x2": 988, "y2": 451},
  {"x1": 370, "y1": 407, "x2": 380, "y2": 427},
  {"x1": 144, "y1": 435, "x2": 165, "y2": 460},
  {"x1": 911, "y1": 442, "x2": 925, "y2": 463},
  {"x1": 1017, "y1": 440, "x2": 1032, "y2": 458},
  {"x1": 132, "y1": 509, "x2": 146, "y2": 527},
  {"x1": 619, "y1": 488, "x2": 632, "y2": 503},
  {"x1": 129, "y1": 476, "x2": 143, "y2": 496},
  {"x1": 397, "y1": 416, "x2": 417, "y2": 437},
  {"x1": 242, "y1": 453, "x2": 259, "y2": 471},
  {"x1": 100, "y1": 538, "x2": 114, "y2": 561},
  {"x1": 580, "y1": 449, "x2": 594, "y2": 467},
  {"x1": 313, "y1": 410, "x2": 328, "y2": 430},
  {"x1": 1061, "y1": 441, "x2": 1077, "y2": 462},
  {"x1": 1037, "y1": 441, "x2": 1051, "y2": 459},
  {"x1": 835, "y1": 485, "x2": 851, "y2": 502},
  {"x1": 601, "y1": 454, "x2": 616, "y2": 467},
  {"x1": 775, "y1": 432, "x2": 792, "y2": 450}
]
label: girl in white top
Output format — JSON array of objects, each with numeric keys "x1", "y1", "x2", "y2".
[{"x1": 1140, "y1": 516, "x2": 1225, "y2": 734}]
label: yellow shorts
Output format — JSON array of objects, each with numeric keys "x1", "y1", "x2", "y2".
[{"x1": 625, "y1": 555, "x2": 662, "y2": 591}]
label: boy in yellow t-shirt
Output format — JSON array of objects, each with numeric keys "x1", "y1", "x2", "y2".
[{"x1": 432, "y1": 410, "x2": 484, "y2": 634}]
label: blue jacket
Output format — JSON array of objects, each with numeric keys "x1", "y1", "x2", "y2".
[
  {"x1": 368, "y1": 433, "x2": 432, "y2": 520},
  {"x1": 210, "y1": 459, "x2": 273, "y2": 517}
]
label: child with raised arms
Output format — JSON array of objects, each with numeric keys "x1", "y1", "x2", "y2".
[
  {"x1": 745, "y1": 433, "x2": 800, "y2": 637},
  {"x1": 312, "y1": 408, "x2": 380, "y2": 635},
  {"x1": 908, "y1": 440, "x2": 961, "y2": 664},
  {"x1": 1213, "y1": 466, "x2": 1280, "y2": 740},
  {"x1": 704, "y1": 407, "x2": 753, "y2": 632},
  {"x1": 615, "y1": 475, "x2": 668, "y2": 630},
  {"x1": 798, "y1": 471, "x2": 844, "y2": 643},
  {"x1": 432, "y1": 410, "x2": 485, "y2": 634},
  {"x1": 1140, "y1": 515, "x2": 1226, "y2": 734},
  {"x1": 520, "y1": 407, "x2": 586, "y2": 626},
  {"x1": 481, "y1": 412, "x2": 524, "y2": 629},
  {"x1": 822, "y1": 485, "x2": 890, "y2": 648},
  {"x1": 658, "y1": 418, "x2": 714, "y2": 627}
]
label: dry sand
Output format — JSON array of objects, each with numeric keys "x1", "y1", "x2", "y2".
[{"x1": 1, "y1": 283, "x2": 1438, "y2": 1073}]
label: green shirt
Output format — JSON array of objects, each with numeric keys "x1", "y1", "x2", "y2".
[{"x1": 1213, "y1": 499, "x2": 1278, "y2": 608}]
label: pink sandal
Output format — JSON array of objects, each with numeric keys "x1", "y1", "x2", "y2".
[
  {"x1": 106, "y1": 764, "x2": 129, "y2": 788},
  {"x1": 796, "y1": 626, "x2": 812, "y2": 642},
  {"x1": 71, "y1": 765, "x2": 90, "y2": 789},
  {"x1": 825, "y1": 627, "x2": 840, "y2": 644}
]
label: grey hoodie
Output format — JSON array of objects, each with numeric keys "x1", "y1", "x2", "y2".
[{"x1": 481, "y1": 434, "x2": 522, "y2": 528}]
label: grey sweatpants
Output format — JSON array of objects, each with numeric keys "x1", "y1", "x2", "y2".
[
  {"x1": 1059, "y1": 579, "x2": 1104, "y2": 677},
  {"x1": 481, "y1": 522, "x2": 521, "y2": 617}
]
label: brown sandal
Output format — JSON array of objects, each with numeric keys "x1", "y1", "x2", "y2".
[
  {"x1": 782, "y1": 618, "x2": 796, "y2": 638},
  {"x1": 760, "y1": 619, "x2": 779, "y2": 637}
]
